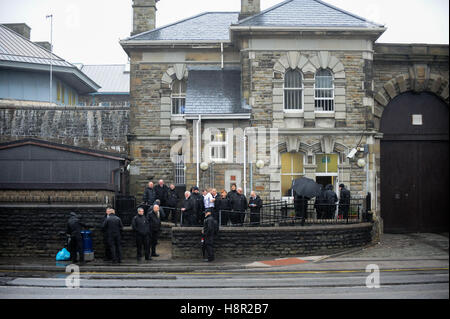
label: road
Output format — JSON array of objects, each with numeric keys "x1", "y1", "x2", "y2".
[{"x1": 0, "y1": 267, "x2": 448, "y2": 299}]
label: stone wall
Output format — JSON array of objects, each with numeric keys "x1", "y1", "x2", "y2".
[
  {"x1": 172, "y1": 223, "x2": 373, "y2": 259},
  {"x1": 0, "y1": 105, "x2": 129, "y2": 154},
  {"x1": 0, "y1": 206, "x2": 171, "y2": 259}
]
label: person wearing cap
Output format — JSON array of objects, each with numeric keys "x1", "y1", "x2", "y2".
[
  {"x1": 202, "y1": 210, "x2": 218, "y2": 262},
  {"x1": 66, "y1": 212, "x2": 87, "y2": 264},
  {"x1": 102, "y1": 209, "x2": 124, "y2": 263},
  {"x1": 338, "y1": 184, "x2": 351, "y2": 220},
  {"x1": 191, "y1": 186, "x2": 205, "y2": 226}
]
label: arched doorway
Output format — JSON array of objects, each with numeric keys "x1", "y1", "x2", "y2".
[{"x1": 380, "y1": 92, "x2": 449, "y2": 233}]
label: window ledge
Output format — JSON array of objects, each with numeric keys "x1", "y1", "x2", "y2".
[
  {"x1": 283, "y1": 110, "x2": 304, "y2": 118},
  {"x1": 315, "y1": 112, "x2": 335, "y2": 118}
]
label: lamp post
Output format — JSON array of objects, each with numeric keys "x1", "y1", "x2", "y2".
[{"x1": 46, "y1": 14, "x2": 53, "y2": 104}]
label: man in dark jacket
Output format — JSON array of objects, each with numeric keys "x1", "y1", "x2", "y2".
[
  {"x1": 248, "y1": 191, "x2": 263, "y2": 226},
  {"x1": 191, "y1": 187, "x2": 205, "y2": 226},
  {"x1": 102, "y1": 209, "x2": 123, "y2": 263},
  {"x1": 314, "y1": 186, "x2": 327, "y2": 219},
  {"x1": 101, "y1": 207, "x2": 113, "y2": 261},
  {"x1": 148, "y1": 204, "x2": 162, "y2": 257},
  {"x1": 293, "y1": 192, "x2": 309, "y2": 226},
  {"x1": 202, "y1": 210, "x2": 218, "y2": 262},
  {"x1": 324, "y1": 184, "x2": 338, "y2": 219},
  {"x1": 143, "y1": 181, "x2": 156, "y2": 210},
  {"x1": 66, "y1": 212, "x2": 87, "y2": 264},
  {"x1": 181, "y1": 191, "x2": 195, "y2": 226},
  {"x1": 154, "y1": 179, "x2": 169, "y2": 208},
  {"x1": 216, "y1": 190, "x2": 231, "y2": 226},
  {"x1": 231, "y1": 188, "x2": 247, "y2": 225},
  {"x1": 131, "y1": 207, "x2": 151, "y2": 262},
  {"x1": 338, "y1": 184, "x2": 351, "y2": 220},
  {"x1": 166, "y1": 184, "x2": 180, "y2": 224}
]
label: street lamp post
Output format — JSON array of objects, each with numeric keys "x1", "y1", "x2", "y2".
[{"x1": 46, "y1": 14, "x2": 53, "y2": 104}]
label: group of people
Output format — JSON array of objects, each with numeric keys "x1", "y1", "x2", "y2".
[
  {"x1": 294, "y1": 183, "x2": 351, "y2": 225},
  {"x1": 181, "y1": 184, "x2": 263, "y2": 227}
]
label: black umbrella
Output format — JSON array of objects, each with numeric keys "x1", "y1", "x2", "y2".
[{"x1": 291, "y1": 177, "x2": 322, "y2": 198}]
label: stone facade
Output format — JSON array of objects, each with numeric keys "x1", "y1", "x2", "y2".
[{"x1": 172, "y1": 223, "x2": 373, "y2": 259}]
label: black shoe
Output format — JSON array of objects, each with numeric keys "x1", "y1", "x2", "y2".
[{"x1": 151, "y1": 254, "x2": 159, "y2": 257}]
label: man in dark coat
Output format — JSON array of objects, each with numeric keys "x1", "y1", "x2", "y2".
[
  {"x1": 101, "y1": 207, "x2": 112, "y2": 261},
  {"x1": 166, "y1": 184, "x2": 180, "y2": 224},
  {"x1": 191, "y1": 187, "x2": 205, "y2": 226},
  {"x1": 102, "y1": 209, "x2": 123, "y2": 263},
  {"x1": 338, "y1": 183, "x2": 351, "y2": 220},
  {"x1": 181, "y1": 191, "x2": 196, "y2": 226},
  {"x1": 215, "y1": 190, "x2": 231, "y2": 226},
  {"x1": 324, "y1": 184, "x2": 338, "y2": 219},
  {"x1": 202, "y1": 210, "x2": 218, "y2": 262},
  {"x1": 148, "y1": 204, "x2": 162, "y2": 257},
  {"x1": 66, "y1": 212, "x2": 87, "y2": 264},
  {"x1": 314, "y1": 186, "x2": 327, "y2": 219},
  {"x1": 231, "y1": 188, "x2": 247, "y2": 225},
  {"x1": 143, "y1": 181, "x2": 156, "y2": 208},
  {"x1": 154, "y1": 179, "x2": 169, "y2": 208},
  {"x1": 293, "y1": 192, "x2": 309, "y2": 226},
  {"x1": 248, "y1": 191, "x2": 263, "y2": 226},
  {"x1": 131, "y1": 207, "x2": 152, "y2": 262}
]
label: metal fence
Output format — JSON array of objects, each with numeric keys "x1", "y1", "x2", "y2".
[{"x1": 114, "y1": 195, "x2": 372, "y2": 228}]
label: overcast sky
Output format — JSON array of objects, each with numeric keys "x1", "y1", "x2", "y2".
[{"x1": 0, "y1": 0, "x2": 448, "y2": 65}]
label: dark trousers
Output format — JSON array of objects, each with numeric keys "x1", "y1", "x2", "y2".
[
  {"x1": 108, "y1": 235, "x2": 122, "y2": 262},
  {"x1": 204, "y1": 237, "x2": 215, "y2": 261},
  {"x1": 250, "y1": 210, "x2": 260, "y2": 225},
  {"x1": 69, "y1": 235, "x2": 84, "y2": 263},
  {"x1": 136, "y1": 233, "x2": 150, "y2": 260},
  {"x1": 103, "y1": 232, "x2": 111, "y2": 260},
  {"x1": 150, "y1": 231, "x2": 159, "y2": 255},
  {"x1": 183, "y1": 212, "x2": 197, "y2": 226},
  {"x1": 167, "y1": 207, "x2": 178, "y2": 224},
  {"x1": 230, "y1": 210, "x2": 241, "y2": 225},
  {"x1": 219, "y1": 210, "x2": 229, "y2": 226}
]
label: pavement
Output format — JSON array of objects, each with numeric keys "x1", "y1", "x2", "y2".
[{"x1": 0, "y1": 232, "x2": 448, "y2": 275}]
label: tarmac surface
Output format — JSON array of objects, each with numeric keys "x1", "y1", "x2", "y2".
[{"x1": 0, "y1": 232, "x2": 448, "y2": 274}]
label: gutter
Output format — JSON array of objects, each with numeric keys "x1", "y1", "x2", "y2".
[{"x1": 184, "y1": 113, "x2": 251, "y2": 120}]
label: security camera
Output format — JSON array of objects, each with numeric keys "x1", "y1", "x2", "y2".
[{"x1": 347, "y1": 148, "x2": 358, "y2": 159}]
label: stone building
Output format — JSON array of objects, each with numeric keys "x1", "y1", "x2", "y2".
[{"x1": 120, "y1": 0, "x2": 448, "y2": 233}]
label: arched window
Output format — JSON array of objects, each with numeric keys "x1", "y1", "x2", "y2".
[
  {"x1": 315, "y1": 69, "x2": 334, "y2": 111},
  {"x1": 171, "y1": 79, "x2": 186, "y2": 115},
  {"x1": 284, "y1": 69, "x2": 303, "y2": 111}
]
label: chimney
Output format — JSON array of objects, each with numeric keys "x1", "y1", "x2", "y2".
[
  {"x1": 131, "y1": 0, "x2": 159, "y2": 36},
  {"x1": 3, "y1": 23, "x2": 31, "y2": 40},
  {"x1": 239, "y1": 0, "x2": 260, "y2": 20},
  {"x1": 34, "y1": 41, "x2": 52, "y2": 51}
]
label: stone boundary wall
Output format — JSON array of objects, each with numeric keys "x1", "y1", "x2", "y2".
[
  {"x1": 0, "y1": 104, "x2": 129, "y2": 153},
  {"x1": 0, "y1": 206, "x2": 171, "y2": 259},
  {"x1": 172, "y1": 223, "x2": 373, "y2": 259},
  {"x1": 0, "y1": 206, "x2": 372, "y2": 260}
]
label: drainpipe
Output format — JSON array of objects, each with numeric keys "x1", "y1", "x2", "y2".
[
  {"x1": 221, "y1": 42, "x2": 224, "y2": 69},
  {"x1": 196, "y1": 115, "x2": 202, "y2": 187}
]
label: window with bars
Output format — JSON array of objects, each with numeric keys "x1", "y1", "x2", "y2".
[
  {"x1": 284, "y1": 69, "x2": 303, "y2": 111},
  {"x1": 315, "y1": 69, "x2": 334, "y2": 112},
  {"x1": 174, "y1": 153, "x2": 185, "y2": 185},
  {"x1": 171, "y1": 79, "x2": 186, "y2": 115}
]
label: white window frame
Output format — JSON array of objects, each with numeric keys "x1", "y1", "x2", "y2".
[
  {"x1": 283, "y1": 69, "x2": 304, "y2": 112},
  {"x1": 315, "y1": 153, "x2": 339, "y2": 176},
  {"x1": 171, "y1": 79, "x2": 186, "y2": 115},
  {"x1": 314, "y1": 69, "x2": 335, "y2": 113},
  {"x1": 203, "y1": 124, "x2": 233, "y2": 164}
]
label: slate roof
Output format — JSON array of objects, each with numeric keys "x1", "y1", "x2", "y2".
[
  {"x1": 236, "y1": 0, "x2": 384, "y2": 28},
  {"x1": 184, "y1": 67, "x2": 250, "y2": 115},
  {"x1": 0, "y1": 24, "x2": 100, "y2": 94},
  {"x1": 0, "y1": 24, "x2": 73, "y2": 67},
  {"x1": 80, "y1": 64, "x2": 130, "y2": 94},
  {"x1": 127, "y1": 12, "x2": 239, "y2": 42}
]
